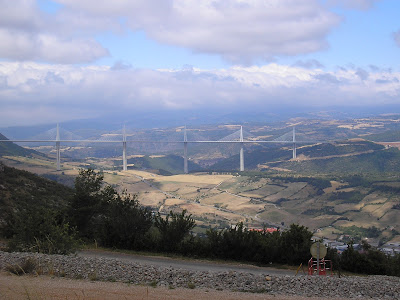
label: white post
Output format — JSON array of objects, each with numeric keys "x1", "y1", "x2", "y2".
[
  {"x1": 292, "y1": 126, "x2": 296, "y2": 160},
  {"x1": 122, "y1": 125, "x2": 127, "y2": 171},
  {"x1": 240, "y1": 126, "x2": 244, "y2": 172},
  {"x1": 184, "y1": 126, "x2": 188, "y2": 174},
  {"x1": 56, "y1": 123, "x2": 61, "y2": 171}
]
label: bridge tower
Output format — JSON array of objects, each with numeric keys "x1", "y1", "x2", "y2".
[
  {"x1": 184, "y1": 126, "x2": 188, "y2": 174},
  {"x1": 56, "y1": 123, "x2": 61, "y2": 171},
  {"x1": 122, "y1": 125, "x2": 127, "y2": 171},
  {"x1": 292, "y1": 126, "x2": 297, "y2": 160},
  {"x1": 240, "y1": 126, "x2": 244, "y2": 171}
]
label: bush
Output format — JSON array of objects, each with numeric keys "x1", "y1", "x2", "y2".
[
  {"x1": 340, "y1": 241, "x2": 399, "y2": 276},
  {"x1": 98, "y1": 191, "x2": 153, "y2": 250},
  {"x1": 199, "y1": 223, "x2": 312, "y2": 266},
  {"x1": 154, "y1": 210, "x2": 195, "y2": 252},
  {"x1": 7, "y1": 206, "x2": 80, "y2": 255}
]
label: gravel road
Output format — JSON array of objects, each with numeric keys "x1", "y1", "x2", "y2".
[
  {"x1": 78, "y1": 249, "x2": 297, "y2": 276},
  {"x1": 1, "y1": 250, "x2": 399, "y2": 299}
]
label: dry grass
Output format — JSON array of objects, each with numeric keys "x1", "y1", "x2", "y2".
[
  {"x1": 178, "y1": 202, "x2": 245, "y2": 223},
  {"x1": 200, "y1": 193, "x2": 250, "y2": 211},
  {"x1": 164, "y1": 198, "x2": 186, "y2": 206},
  {"x1": 124, "y1": 169, "x2": 162, "y2": 179},
  {"x1": 154, "y1": 174, "x2": 232, "y2": 184},
  {"x1": 138, "y1": 192, "x2": 166, "y2": 206},
  {"x1": 3, "y1": 156, "x2": 54, "y2": 167},
  {"x1": 0, "y1": 272, "x2": 353, "y2": 300},
  {"x1": 5, "y1": 258, "x2": 37, "y2": 276}
]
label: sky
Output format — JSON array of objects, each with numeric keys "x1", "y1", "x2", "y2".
[{"x1": 0, "y1": 0, "x2": 400, "y2": 127}]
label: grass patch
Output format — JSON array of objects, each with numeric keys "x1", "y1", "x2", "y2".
[
  {"x1": 6, "y1": 258, "x2": 37, "y2": 275},
  {"x1": 149, "y1": 280, "x2": 158, "y2": 288},
  {"x1": 88, "y1": 271, "x2": 98, "y2": 281},
  {"x1": 187, "y1": 281, "x2": 196, "y2": 289}
]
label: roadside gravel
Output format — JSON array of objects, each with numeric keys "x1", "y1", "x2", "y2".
[{"x1": 1, "y1": 251, "x2": 399, "y2": 299}]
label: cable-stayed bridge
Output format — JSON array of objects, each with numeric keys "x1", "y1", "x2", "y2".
[{"x1": 0, "y1": 124, "x2": 335, "y2": 173}]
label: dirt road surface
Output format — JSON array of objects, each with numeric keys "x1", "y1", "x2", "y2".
[
  {"x1": 78, "y1": 249, "x2": 298, "y2": 277},
  {"x1": 0, "y1": 272, "x2": 350, "y2": 300}
]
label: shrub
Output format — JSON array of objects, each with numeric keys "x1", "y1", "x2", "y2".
[
  {"x1": 98, "y1": 191, "x2": 153, "y2": 250},
  {"x1": 154, "y1": 210, "x2": 195, "y2": 252},
  {"x1": 7, "y1": 206, "x2": 80, "y2": 255},
  {"x1": 6, "y1": 258, "x2": 37, "y2": 275}
]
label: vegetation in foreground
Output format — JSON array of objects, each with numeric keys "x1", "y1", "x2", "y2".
[{"x1": 1, "y1": 166, "x2": 399, "y2": 277}]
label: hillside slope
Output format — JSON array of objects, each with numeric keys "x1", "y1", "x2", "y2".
[
  {"x1": 272, "y1": 147, "x2": 400, "y2": 174},
  {"x1": 0, "y1": 133, "x2": 44, "y2": 157},
  {"x1": 126, "y1": 155, "x2": 203, "y2": 174},
  {"x1": 0, "y1": 162, "x2": 73, "y2": 217},
  {"x1": 210, "y1": 140, "x2": 386, "y2": 172}
]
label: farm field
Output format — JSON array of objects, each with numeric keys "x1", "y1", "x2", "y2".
[{"x1": 1, "y1": 153, "x2": 399, "y2": 245}]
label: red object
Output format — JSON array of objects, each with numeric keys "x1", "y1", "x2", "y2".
[{"x1": 308, "y1": 258, "x2": 333, "y2": 275}]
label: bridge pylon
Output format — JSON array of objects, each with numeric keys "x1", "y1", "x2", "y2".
[
  {"x1": 184, "y1": 126, "x2": 188, "y2": 174},
  {"x1": 56, "y1": 123, "x2": 61, "y2": 171},
  {"x1": 292, "y1": 126, "x2": 296, "y2": 160},
  {"x1": 240, "y1": 126, "x2": 244, "y2": 171},
  {"x1": 122, "y1": 125, "x2": 127, "y2": 171}
]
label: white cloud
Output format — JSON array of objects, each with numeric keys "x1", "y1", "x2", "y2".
[
  {"x1": 0, "y1": 62, "x2": 399, "y2": 126},
  {"x1": 0, "y1": 0, "x2": 386, "y2": 64},
  {"x1": 51, "y1": 0, "x2": 341, "y2": 64},
  {"x1": 152, "y1": 0, "x2": 340, "y2": 63},
  {"x1": 0, "y1": 0, "x2": 42, "y2": 31},
  {"x1": 0, "y1": 0, "x2": 109, "y2": 63},
  {"x1": 0, "y1": 29, "x2": 108, "y2": 63}
]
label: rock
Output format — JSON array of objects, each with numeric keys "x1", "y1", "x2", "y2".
[{"x1": 0, "y1": 251, "x2": 399, "y2": 299}]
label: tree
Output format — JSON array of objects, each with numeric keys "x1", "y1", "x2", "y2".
[
  {"x1": 68, "y1": 169, "x2": 112, "y2": 238},
  {"x1": 154, "y1": 210, "x2": 195, "y2": 252},
  {"x1": 68, "y1": 168, "x2": 155, "y2": 250},
  {"x1": 280, "y1": 224, "x2": 313, "y2": 264},
  {"x1": 98, "y1": 191, "x2": 153, "y2": 250}
]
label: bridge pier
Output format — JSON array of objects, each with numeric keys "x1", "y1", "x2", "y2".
[
  {"x1": 292, "y1": 126, "x2": 296, "y2": 160},
  {"x1": 56, "y1": 123, "x2": 61, "y2": 171},
  {"x1": 240, "y1": 126, "x2": 244, "y2": 171},
  {"x1": 122, "y1": 125, "x2": 127, "y2": 171},
  {"x1": 184, "y1": 126, "x2": 188, "y2": 174},
  {"x1": 56, "y1": 142, "x2": 61, "y2": 171},
  {"x1": 184, "y1": 142, "x2": 188, "y2": 173},
  {"x1": 122, "y1": 142, "x2": 127, "y2": 171}
]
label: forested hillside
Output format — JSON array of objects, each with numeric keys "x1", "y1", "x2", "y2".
[
  {"x1": 126, "y1": 155, "x2": 203, "y2": 174},
  {"x1": 0, "y1": 162, "x2": 73, "y2": 224},
  {"x1": 273, "y1": 147, "x2": 400, "y2": 174}
]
